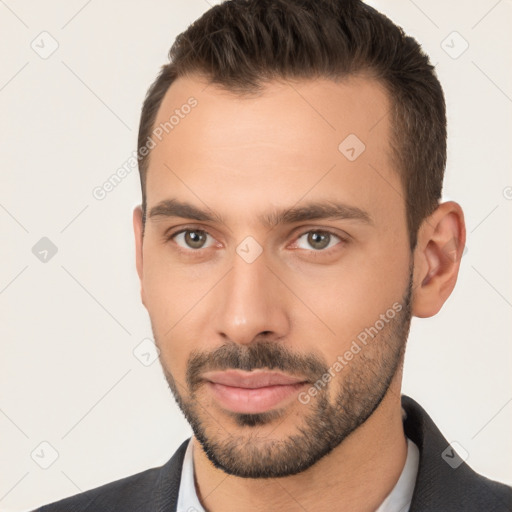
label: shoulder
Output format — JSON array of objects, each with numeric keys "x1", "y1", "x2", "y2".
[
  {"x1": 31, "y1": 439, "x2": 189, "y2": 512},
  {"x1": 402, "y1": 395, "x2": 512, "y2": 511}
]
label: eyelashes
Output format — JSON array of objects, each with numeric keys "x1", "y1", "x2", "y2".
[
  {"x1": 165, "y1": 226, "x2": 349, "y2": 257},
  {"x1": 168, "y1": 229, "x2": 217, "y2": 251},
  {"x1": 293, "y1": 230, "x2": 345, "y2": 251}
]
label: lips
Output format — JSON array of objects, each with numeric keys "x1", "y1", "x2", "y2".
[
  {"x1": 204, "y1": 369, "x2": 307, "y2": 388},
  {"x1": 202, "y1": 370, "x2": 308, "y2": 414}
]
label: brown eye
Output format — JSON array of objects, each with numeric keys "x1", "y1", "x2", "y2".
[
  {"x1": 184, "y1": 230, "x2": 207, "y2": 248},
  {"x1": 307, "y1": 232, "x2": 330, "y2": 250},
  {"x1": 171, "y1": 229, "x2": 213, "y2": 250},
  {"x1": 295, "y1": 230, "x2": 341, "y2": 251}
]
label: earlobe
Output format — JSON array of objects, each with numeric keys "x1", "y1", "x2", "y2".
[
  {"x1": 132, "y1": 205, "x2": 146, "y2": 306},
  {"x1": 412, "y1": 201, "x2": 466, "y2": 318}
]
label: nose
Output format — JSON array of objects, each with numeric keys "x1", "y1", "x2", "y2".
[{"x1": 212, "y1": 251, "x2": 291, "y2": 346}]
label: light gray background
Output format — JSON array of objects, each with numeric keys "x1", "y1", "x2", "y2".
[{"x1": 1, "y1": 0, "x2": 511, "y2": 510}]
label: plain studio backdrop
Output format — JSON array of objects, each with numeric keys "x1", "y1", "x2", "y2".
[{"x1": 1, "y1": 1, "x2": 511, "y2": 510}]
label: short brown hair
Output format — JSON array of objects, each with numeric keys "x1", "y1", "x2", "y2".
[{"x1": 137, "y1": 0, "x2": 446, "y2": 249}]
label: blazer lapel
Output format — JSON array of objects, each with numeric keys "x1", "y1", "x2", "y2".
[{"x1": 403, "y1": 395, "x2": 512, "y2": 511}]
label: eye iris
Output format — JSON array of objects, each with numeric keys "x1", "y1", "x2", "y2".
[
  {"x1": 185, "y1": 230, "x2": 206, "y2": 249},
  {"x1": 181, "y1": 231, "x2": 333, "y2": 250},
  {"x1": 308, "y1": 231, "x2": 330, "y2": 250}
]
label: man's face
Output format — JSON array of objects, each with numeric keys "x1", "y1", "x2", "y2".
[{"x1": 135, "y1": 75, "x2": 413, "y2": 477}]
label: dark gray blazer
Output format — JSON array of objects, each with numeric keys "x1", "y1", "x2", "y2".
[{"x1": 34, "y1": 396, "x2": 512, "y2": 511}]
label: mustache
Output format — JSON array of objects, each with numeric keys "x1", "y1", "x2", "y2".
[{"x1": 186, "y1": 340, "x2": 328, "y2": 391}]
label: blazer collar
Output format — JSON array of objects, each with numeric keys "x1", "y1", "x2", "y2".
[
  {"x1": 403, "y1": 395, "x2": 510, "y2": 511},
  {"x1": 153, "y1": 395, "x2": 511, "y2": 511}
]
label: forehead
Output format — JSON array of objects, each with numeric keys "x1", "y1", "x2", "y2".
[
  {"x1": 145, "y1": 74, "x2": 400, "y2": 228},
  {"x1": 151, "y1": 73, "x2": 391, "y2": 154}
]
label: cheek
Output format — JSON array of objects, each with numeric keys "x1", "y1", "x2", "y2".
[
  {"x1": 151, "y1": 314, "x2": 193, "y2": 390},
  {"x1": 287, "y1": 245, "x2": 409, "y2": 356},
  {"x1": 141, "y1": 240, "x2": 190, "y2": 316},
  {"x1": 141, "y1": 251, "x2": 192, "y2": 379}
]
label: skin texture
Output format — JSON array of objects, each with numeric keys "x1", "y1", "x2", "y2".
[{"x1": 133, "y1": 74, "x2": 466, "y2": 511}]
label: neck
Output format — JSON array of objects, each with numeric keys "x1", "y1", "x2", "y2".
[{"x1": 193, "y1": 376, "x2": 407, "y2": 512}]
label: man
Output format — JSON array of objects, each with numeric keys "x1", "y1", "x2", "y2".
[{"x1": 34, "y1": 0, "x2": 512, "y2": 510}]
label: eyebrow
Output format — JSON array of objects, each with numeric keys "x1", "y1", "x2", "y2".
[{"x1": 148, "y1": 198, "x2": 373, "y2": 227}]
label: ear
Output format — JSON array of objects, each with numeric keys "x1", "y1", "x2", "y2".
[
  {"x1": 411, "y1": 201, "x2": 466, "y2": 318},
  {"x1": 133, "y1": 205, "x2": 146, "y2": 307}
]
